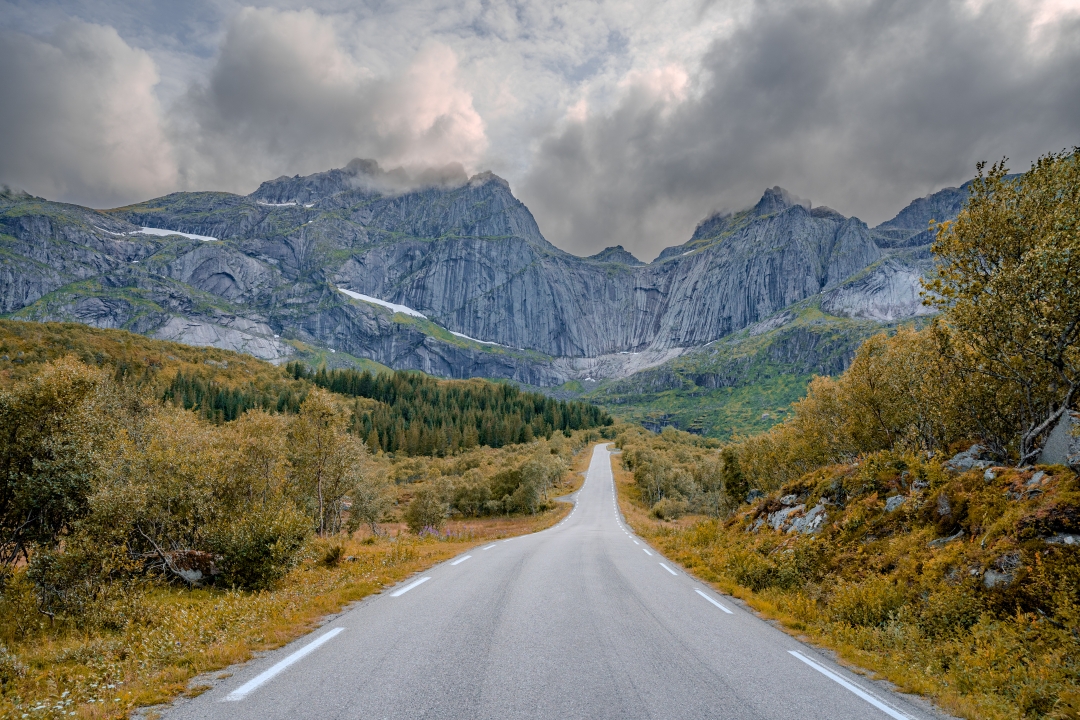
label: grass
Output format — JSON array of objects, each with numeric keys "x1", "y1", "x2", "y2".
[{"x1": 0, "y1": 506, "x2": 573, "y2": 720}]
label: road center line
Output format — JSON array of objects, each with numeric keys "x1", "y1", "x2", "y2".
[
  {"x1": 451, "y1": 555, "x2": 472, "y2": 566},
  {"x1": 642, "y1": 548, "x2": 653, "y2": 556},
  {"x1": 660, "y1": 563, "x2": 677, "y2": 575},
  {"x1": 390, "y1": 577, "x2": 431, "y2": 597},
  {"x1": 788, "y1": 651, "x2": 913, "y2": 719},
  {"x1": 695, "y1": 588, "x2": 734, "y2": 614},
  {"x1": 224, "y1": 628, "x2": 344, "y2": 701}
]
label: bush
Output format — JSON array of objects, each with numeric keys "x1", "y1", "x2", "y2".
[
  {"x1": 208, "y1": 507, "x2": 310, "y2": 591},
  {"x1": 404, "y1": 487, "x2": 448, "y2": 533},
  {"x1": 651, "y1": 497, "x2": 688, "y2": 520},
  {"x1": 451, "y1": 475, "x2": 492, "y2": 516},
  {"x1": 725, "y1": 549, "x2": 778, "y2": 591}
]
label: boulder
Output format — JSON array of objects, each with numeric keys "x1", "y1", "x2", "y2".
[{"x1": 1038, "y1": 411, "x2": 1080, "y2": 469}]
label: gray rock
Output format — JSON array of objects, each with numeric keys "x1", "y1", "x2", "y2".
[
  {"x1": 1038, "y1": 411, "x2": 1080, "y2": 469},
  {"x1": 768, "y1": 504, "x2": 805, "y2": 531},
  {"x1": 946, "y1": 444, "x2": 993, "y2": 471},
  {"x1": 0, "y1": 164, "x2": 972, "y2": 386},
  {"x1": 779, "y1": 494, "x2": 799, "y2": 506},
  {"x1": 928, "y1": 528, "x2": 965, "y2": 548},
  {"x1": 586, "y1": 245, "x2": 643, "y2": 265},
  {"x1": 1045, "y1": 533, "x2": 1080, "y2": 546},
  {"x1": 820, "y1": 254, "x2": 936, "y2": 322},
  {"x1": 885, "y1": 495, "x2": 906, "y2": 512},
  {"x1": 789, "y1": 502, "x2": 828, "y2": 533},
  {"x1": 983, "y1": 553, "x2": 1021, "y2": 588},
  {"x1": 153, "y1": 316, "x2": 293, "y2": 362}
]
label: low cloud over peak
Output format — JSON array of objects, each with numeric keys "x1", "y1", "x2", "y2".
[{"x1": 0, "y1": 0, "x2": 1078, "y2": 257}]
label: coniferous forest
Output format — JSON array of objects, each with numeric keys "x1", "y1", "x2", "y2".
[{"x1": 286, "y1": 363, "x2": 610, "y2": 455}]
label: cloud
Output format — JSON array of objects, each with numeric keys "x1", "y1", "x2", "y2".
[
  {"x1": 517, "y1": 0, "x2": 1080, "y2": 260},
  {"x1": 175, "y1": 7, "x2": 487, "y2": 192},
  {"x1": 1, "y1": 0, "x2": 1078, "y2": 254},
  {"x1": 0, "y1": 21, "x2": 176, "y2": 208}
]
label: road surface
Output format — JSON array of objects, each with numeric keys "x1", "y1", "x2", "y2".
[{"x1": 165, "y1": 444, "x2": 945, "y2": 720}]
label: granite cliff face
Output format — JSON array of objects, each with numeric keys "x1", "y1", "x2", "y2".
[{"x1": 0, "y1": 160, "x2": 962, "y2": 386}]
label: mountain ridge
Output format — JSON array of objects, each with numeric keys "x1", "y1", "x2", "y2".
[{"x1": 0, "y1": 160, "x2": 966, "y2": 400}]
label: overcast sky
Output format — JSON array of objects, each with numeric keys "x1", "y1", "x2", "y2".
[{"x1": 1, "y1": 0, "x2": 1078, "y2": 260}]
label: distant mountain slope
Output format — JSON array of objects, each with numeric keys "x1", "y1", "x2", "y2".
[{"x1": 0, "y1": 160, "x2": 970, "y2": 398}]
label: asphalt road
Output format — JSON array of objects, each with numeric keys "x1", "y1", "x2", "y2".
[{"x1": 165, "y1": 444, "x2": 946, "y2": 720}]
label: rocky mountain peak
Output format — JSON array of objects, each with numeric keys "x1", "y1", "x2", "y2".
[
  {"x1": 753, "y1": 186, "x2": 810, "y2": 217},
  {"x1": 586, "y1": 245, "x2": 644, "y2": 265}
]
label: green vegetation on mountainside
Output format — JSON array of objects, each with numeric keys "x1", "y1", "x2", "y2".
[{"x1": 588, "y1": 300, "x2": 901, "y2": 438}]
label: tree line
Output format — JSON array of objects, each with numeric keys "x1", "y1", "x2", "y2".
[{"x1": 286, "y1": 363, "x2": 612, "y2": 455}]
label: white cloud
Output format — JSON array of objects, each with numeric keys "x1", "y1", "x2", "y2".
[
  {"x1": 0, "y1": 21, "x2": 176, "y2": 208},
  {"x1": 175, "y1": 7, "x2": 487, "y2": 191}
]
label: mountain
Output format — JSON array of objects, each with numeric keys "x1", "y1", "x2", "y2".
[
  {"x1": 586, "y1": 246, "x2": 644, "y2": 265},
  {"x1": 0, "y1": 161, "x2": 971, "y2": 433}
]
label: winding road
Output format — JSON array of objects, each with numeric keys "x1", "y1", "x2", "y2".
[{"x1": 165, "y1": 444, "x2": 946, "y2": 720}]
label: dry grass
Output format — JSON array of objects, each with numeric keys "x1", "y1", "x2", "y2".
[{"x1": 0, "y1": 506, "x2": 570, "y2": 720}]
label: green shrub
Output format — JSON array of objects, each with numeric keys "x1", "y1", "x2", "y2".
[
  {"x1": 404, "y1": 487, "x2": 448, "y2": 533},
  {"x1": 651, "y1": 497, "x2": 688, "y2": 520},
  {"x1": 208, "y1": 507, "x2": 310, "y2": 591},
  {"x1": 725, "y1": 549, "x2": 778, "y2": 591}
]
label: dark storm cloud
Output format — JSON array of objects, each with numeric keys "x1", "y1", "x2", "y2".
[{"x1": 518, "y1": 0, "x2": 1080, "y2": 260}]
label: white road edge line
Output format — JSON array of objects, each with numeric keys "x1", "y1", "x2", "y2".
[
  {"x1": 642, "y1": 548, "x2": 653, "y2": 556},
  {"x1": 390, "y1": 576, "x2": 431, "y2": 597},
  {"x1": 788, "y1": 651, "x2": 913, "y2": 720},
  {"x1": 224, "y1": 628, "x2": 344, "y2": 701},
  {"x1": 632, "y1": 540, "x2": 639, "y2": 545},
  {"x1": 451, "y1": 555, "x2": 472, "y2": 566},
  {"x1": 483, "y1": 544, "x2": 496, "y2": 550},
  {"x1": 659, "y1": 563, "x2": 677, "y2": 575},
  {"x1": 694, "y1": 588, "x2": 734, "y2": 614}
]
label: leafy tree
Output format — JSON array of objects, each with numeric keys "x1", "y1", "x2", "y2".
[
  {"x1": 926, "y1": 150, "x2": 1080, "y2": 463},
  {"x1": 289, "y1": 389, "x2": 368, "y2": 536},
  {"x1": 404, "y1": 486, "x2": 448, "y2": 533},
  {"x1": 0, "y1": 357, "x2": 108, "y2": 567}
]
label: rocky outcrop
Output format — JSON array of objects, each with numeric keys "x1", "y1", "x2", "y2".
[
  {"x1": 153, "y1": 316, "x2": 293, "y2": 361},
  {"x1": 820, "y1": 252, "x2": 936, "y2": 322}
]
